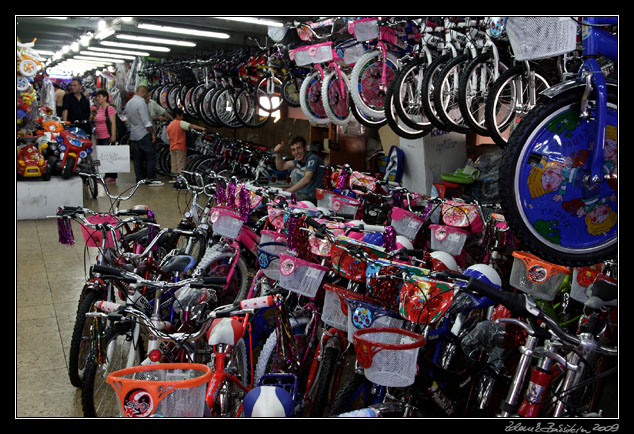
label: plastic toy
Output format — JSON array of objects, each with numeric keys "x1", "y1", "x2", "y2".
[
  {"x1": 16, "y1": 38, "x2": 43, "y2": 78},
  {"x1": 17, "y1": 137, "x2": 51, "y2": 180},
  {"x1": 49, "y1": 124, "x2": 94, "y2": 179}
]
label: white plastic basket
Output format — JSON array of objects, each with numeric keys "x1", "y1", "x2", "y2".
[
  {"x1": 429, "y1": 224, "x2": 469, "y2": 256},
  {"x1": 346, "y1": 299, "x2": 403, "y2": 343},
  {"x1": 257, "y1": 230, "x2": 288, "y2": 281},
  {"x1": 107, "y1": 363, "x2": 211, "y2": 417},
  {"x1": 210, "y1": 206, "x2": 244, "y2": 239},
  {"x1": 316, "y1": 189, "x2": 361, "y2": 218},
  {"x1": 322, "y1": 284, "x2": 364, "y2": 331},
  {"x1": 353, "y1": 327, "x2": 425, "y2": 387},
  {"x1": 506, "y1": 17, "x2": 578, "y2": 61},
  {"x1": 350, "y1": 18, "x2": 379, "y2": 42},
  {"x1": 391, "y1": 207, "x2": 425, "y2": 240},
  {"x1": 289, "y1": 42, "x2": 333, "y2": 66},
  {"x1": 509, "y1": 251, "x2": 570, "y2": 301},
  {"x1": 279, "y1": 253, "x2": 329, "y2": 298}
]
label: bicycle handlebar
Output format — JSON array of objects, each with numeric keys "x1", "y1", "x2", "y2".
[{"x1": 432, "y1": 271, "x2": 617, "y2": 357}]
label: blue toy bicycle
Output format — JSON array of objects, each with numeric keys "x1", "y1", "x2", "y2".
[{"x1": 500, "y1": 17, "x2": 617, "y2": 266}]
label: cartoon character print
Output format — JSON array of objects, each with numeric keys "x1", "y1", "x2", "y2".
[{"x1": 526, "y1": 127, "x2": 617, "y2": 237}]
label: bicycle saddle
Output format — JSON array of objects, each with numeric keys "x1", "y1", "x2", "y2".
[{"x1": 161, "y1": 255, "x2": 196, "y2": 273}]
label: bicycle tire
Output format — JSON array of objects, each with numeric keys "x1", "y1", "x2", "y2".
[
  {"x1": 68, "y1": 290, "x2": 103, "y2": 387},
  {"x1": 500, "y1": 85, "x2": 618, "y2": 266},
  {"x1": 433, "y1": 53, "x2": 473, "y2": 134},
  {"x1": 458, "y1": 51, "x2": 504, "y2": 136},
  {"x1": 321, "y1": 68, "x2": 353, "y2": 126},
  {"x1": 420, "y1": 53, "x2": 453, "y2": 131},
  {"x1": 235, "y1": 87, "x2": 270, "y2": 128},
  {"x1": 484, "y1": 65, "x2": 551, "y2": 149},
  {"x1": 282, "y1": 74, "x2": 303, "y2": 107},
  {"x1": 305, "y1": 345, "x2": 340, "y2": 417},
  {"x1": 328, "y1": 371, "x2": 385, "y2": 416},
  {"x1": 393, "y1": 56, "x2": 434, "y2": 131},
  {"x1": 299, "y1": 70, "x2": 330, "y2": 125},
  {"x1": 384, "y1": 73, "x2": 429, "y2": 139},
  {"x1": 254, "y1": 316, "x2": 312, "y2": 387},
  {"x1": 81, "y1": 322, "x2": 146, "y2": 417},
  {"x1": 349, "y1": 98, "x2": 387, "y2": 128},
  {"x1": 255, "y1": 75, "x2": 284, "y2": 113},
  {"x1": 212, "y1": 88, "x2": 242, "y2": 129},
  {"x1": 349, "y1": 50, "x2": 399, "y2": 119}
]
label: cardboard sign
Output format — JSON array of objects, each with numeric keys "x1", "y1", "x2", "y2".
[{"x1": 95, "y1": 145, "x2": 130, "y2": 173}]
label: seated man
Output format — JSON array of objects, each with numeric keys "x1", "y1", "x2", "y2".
[{"x1": 274, "y1": 136, "x2": 324, "y2": 204}]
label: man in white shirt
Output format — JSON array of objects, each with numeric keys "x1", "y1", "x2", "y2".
[{"x1": 125, "y1": 85, "x2": 163, "y2": 186}]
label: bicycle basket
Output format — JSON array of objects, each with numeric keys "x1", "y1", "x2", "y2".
[
  {"x1": 391, "y1": 207, "x2": 425, "y2": 240},
  {"x1": 346, "y1": 298, "x2": 403, "y2": 343},
  {"x1": 509, "y1": 251, "x2": 570, "y2": 301},
  {"x1": 570, "y1": 265, "x2": 617, "y2": 305},
  {"x1": 289, "y1": 42, "x2": 334, "y2": 66},
  {"x1": 506, "y1": 17, "x2": 578, "y2": 61},
  {"x1": 429, "y1": 224, "x2": 470, "y2": 256},
  {"x1": 257, "y1": 230, "x2": 288, "y2": 281},
  {"x1": 349, "y1": 18, "x2": 379, "y2": 42},
  {"x1": 210, "y1": 206, "x2": 244, "y2": 239},
  {"x1": 279, "y1": 253, "x2": 329, "y2": 298},
  {"x1": 331, "y1": 237, "x2": 387, "y2": 282},
  {"x1": 308, "y1": 221, "x2": 345, "y2": 257},
  {"x1": 440, "y1": 201, "x2": 484, "y2": 233},
  {"x1": 353, "y1": 327, "x2": 425, "y2": 387},
  {"x1": 399, "y1": 276, "x2": 455, "y2": 325},
  {"x1": 80, "y1": 214, "x2": 121, "y2": 248},
  {"x1": 322, "y1": 283, "x2": 365, "y2": 331},
  {"x1": 107, "y1": 363, "x2": 212, "y2": 417},
  {"x1": 267, "y1": 205, "x2": 286, "y2": 230},
  {"x1": 316, "y1": 189, "x2": 361, "y2": 218}
]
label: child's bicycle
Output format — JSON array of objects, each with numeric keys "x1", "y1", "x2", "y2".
[{"x1": 499, "y1": 16, "x2": 617, "y2": 266}]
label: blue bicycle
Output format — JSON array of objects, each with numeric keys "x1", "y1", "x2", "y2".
[{"x1": 500, "y1": 16, "x2": 617, "y2": 266}]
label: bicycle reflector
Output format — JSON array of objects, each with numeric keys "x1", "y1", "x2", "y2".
[{"x1": 148, "y1": 349, "x2": 162, "y2": 362}]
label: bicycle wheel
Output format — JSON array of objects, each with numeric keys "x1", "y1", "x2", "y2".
[
  {"x1": 282, "y1": 74, "x2": 303, "y2": 107},
  {"x1": 68, "y1": 290, "x2": 104, "y2": 387},
  {"x1": 458, "y1": 51, "x2": 506, "y2": 136},
  {"x1": 200, "y1": 252, "x2": 249, "y2": 305},
  {"x1": 299, "y1": 70, "x2": 330, "y2": 125},
  {"x1": 393, "y1": 56, "x2": 434, "y2": 132},
  {"x1": 384, "y1": 76, "x2": 428, "y2": 139},
  {"x1": 329, "y1": 372, "x2": 385, "y2": 416},
  {"x1": 350, "y1": 50, "x2": 399, "y2": 119},
  {"x1": 305, "y1": 345, "x2": 340, "y2": 417},
  {"x1": 485, "y1": 65, "x2": 551, "y2": 148},
  {"x1": 321, "y1": 68, "x2": 352, "y2": 126},
  {"x1": 81, "y1": 323, "x2": 146, "y2": 417},
  {"x1": 254, "y1": 316, "x2": 312, "y2": 388},
  {"x1": 213, "y1": 88, "x2": 242, "y2": 129},
  {"x1": 433, "y1": 53, "x2": 473, "y2": 134},
  {"x1": 350, "y1": 98, "x2": 387, "y2": 128},
  {"x1": 199, "y1": 85, "x2": 223, "y2": 127},
  {"x1": 235, "y1": 87, "x2": 270, "y2": 128},
  {"x1": 255, "y1": 75, "x2": 284, "y2": 113},
  {"x1": 500, "y1": 85, "x2": 617, "y2": 266},
  {"x1": 421, "y1": 53, "x2": 453, "y2": 131}
]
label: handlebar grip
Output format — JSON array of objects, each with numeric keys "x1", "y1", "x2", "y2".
[
  {"x1": 91, "y1": 264, "x2": 123, "y2": 276},
  {"x1": 304, "y1": 217, "x2": 326, "y2": 230},
  {"x1": 95, "y1": 300, "x2": 124, "y2": 313},
  {"x1": 239, "y1": 295, "x2": 275, "y2": 310},
  {"x1": 202, "y1": 276, "x2": 229, "y2": 285}
]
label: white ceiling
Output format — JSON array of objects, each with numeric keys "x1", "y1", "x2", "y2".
[{"x1": 15, "y1": 16, "x2": 316, "y2": 61}]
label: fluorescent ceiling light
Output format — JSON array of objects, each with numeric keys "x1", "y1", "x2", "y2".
[
  {"x1": 101, "y1": 40, "x2": 171, "y2": 52},
  {"x1": 95, "y1": 28, "x2": 116, "y2": 40},
  {"x1": 88, "y1": 46, "x2": 151, "y2": 57},
  {"x1": 37, "y1": 50, "x2": 56, "y2": 56},
  {"x1": 45, "y1": 16, "x2": 67, "y2": 20},
  {"x1": 80, "y1": 51, "x2": 135, "y2": 60},
  {"x1": 73, "y1": 55, "x2": 118, "y2": 63},
  {"x1": 116, "y1": 34, "x2": 196, "y2": 47},
  {"x1": 216, "y1": 17, "x2": 284, "y2": 27},
  {"x1": 137, "y1": 23, "x2": 230, "y2": 39}
]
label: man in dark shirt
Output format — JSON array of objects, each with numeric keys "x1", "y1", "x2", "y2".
[
  {"x1": 62, "y1": 77, "x2": 91, "y2": 134},
  {"x1": 274, "y1": 136, "x2": 324, "y2": 204}
]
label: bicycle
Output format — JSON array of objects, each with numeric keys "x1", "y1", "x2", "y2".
[{"x1": 499, "y1": 16, "x2": 617, "y2": 266}]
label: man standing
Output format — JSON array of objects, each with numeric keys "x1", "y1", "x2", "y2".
[
  {"x1": 274, "y1": 136, "x2": 324, "y2": 204},
  {"x1": 125, "y1": 85, "x2": 163, "y2": 186},
  {"x1": 61, "y1": 77, "x2": 91, "y2": 134}
]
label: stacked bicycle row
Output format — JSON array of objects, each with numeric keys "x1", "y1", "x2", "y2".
[{"x1": 54, "y1": 158, "x2": 617, "y2": 418}]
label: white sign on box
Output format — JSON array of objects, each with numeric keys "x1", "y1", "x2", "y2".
[{"x1": 95, "y1": 145, "x2": 130, "y2": 173}]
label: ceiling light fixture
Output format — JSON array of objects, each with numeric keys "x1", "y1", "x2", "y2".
[
  {"x1": 80, "y1": 51, "x2": 135, "y2": 60},
  {"x1": 100, "y1": 40, "x2": 171, "y2": 52},
  {"x1": 87, "y1": 46, "x2": 151, "y2": 57},
  {"x1": 116, "y1": 34, "x2": 196, "y2": 47},
  {"x1": 215, "y1": 16, "x2": 284, "y2": 27},
  {"x1": 137, "y1": 23, "x2": 230, "y2": 39},
  {"x1": 73, "y1": 55, "x2": 119, "y2": 64}
]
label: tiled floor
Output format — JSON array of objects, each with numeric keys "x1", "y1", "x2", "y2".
[{"x1": 16, "y1": 168, "x2": 184, "y2": 418}]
